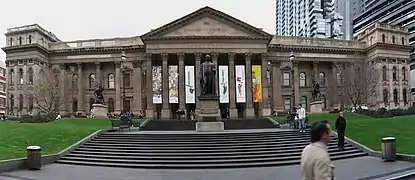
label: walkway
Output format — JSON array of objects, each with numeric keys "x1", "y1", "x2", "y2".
[{"x1": 1, "y1": 157, "x2": 414, "y2": 180}]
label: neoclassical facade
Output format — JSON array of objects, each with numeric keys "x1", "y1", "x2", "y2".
[{"x1": 2, "y1": 6, "x2": 412, "y2": 118}]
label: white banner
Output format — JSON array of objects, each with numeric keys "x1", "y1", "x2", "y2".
[
  {"x1": 168, "y1": 66, "x2": 179, "y2": 103},
  {"x1": 152, "y1": 66, "x2": 162, "y2": 104},
  {"x1": 235, "y1": 65, "x2": 246, "y2": 103},
  {"x1": 185, "y1": 66, "x2": 196, "y2": 104},
  {"x1": 219, "y1": 66, "x2": 229, "y2": 103}
]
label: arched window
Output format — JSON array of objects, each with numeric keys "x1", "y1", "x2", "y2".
[
  {"x1": 19, "y1": 68, "x2": 24, "y2": 84},
  {"x1": 370, "y1": 36, "x2": 373, "y2": 45},
  {"x1": 382, "y1": 34, "x2": 386, "y2": 43},
  {"x1": 72, "y1": 98, "x2": 78, "y2": 113},
  {"x1": 89, "y1": 73, "x2": 96, "y2": 88},
  {"x1": 402, "y1": 37, "x2": 405, "y2": 45},
  {"x1": 108, "y1": 98, "x2": 115, "y2": 113},
  {"x1": 393, "y1": 89, "x2": 398, "y2": 106},
  {"x1": 89, "y1": 98, "x2": 95, "y2": 111},
  {"x1": 108, "y1": 74, "x2": 115, "y2": 89},
  {"x1": 402, "y1": 67, "x2": 407, "y2": 81},
  {"x1": 28, "y1": 95, "x2": 33, "y2": 113},
  {"x1": 9, "y1": 37, "x2": 13, "y2": 46},
  {"x1": 319, "y1": 72, "x2": 326, "y2": 86},
  {"x1": 28, "y1": 68, "x2": 34, "y2": 85},
  {"x1": 403, "y1": 89, "x2": 408, "y2": 106},
  {"x1": 300, "y1": 96, "x2": 307, "y2": 109},
  {"x1": 392, "y1": 67, "x2": 397, "y2": 81},
  {"x1": 18, "y1": 94, "x2": 23, "y2": 112},
  {"x1": 383, "y1": 89, "x2": 389, "y2": 105},
  {"x1": 299, "y1": 72, "x2": 306, "y2": 87},
  {"x1": 19, "y1": 37, "x2": 23, "y2": 45},
  {"x1": 9, "y1": 94, "x2": 14, "y2": 113},
  {"x1": 9, "y1": 69, "x2": 14, "y2": 85},
  {"x1": 28, "y1": 35, "x2": 32, "y2": 44},
  {"x1": 382, "y1": 66, "x2": 387, "y2": 81},
  {"x1": 392, "y1": 36, "x2": 395, "y2": 44}
]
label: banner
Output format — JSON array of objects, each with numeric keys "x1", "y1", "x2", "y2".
[
  {"x1": 168, "y1": 66, "x2": 179, "y2": 103},
  {"x1": 152, "y1": 66, "x2": 162, "y2": 104},
  {"x1": 252, "y1": 65, "x2": 263, "y2": 102},
  {"x1": 235, "y1": 65, "x2": 246, "y2": 103},
  {"x1": 219, "y1": 66, "x2": 229, "y2": 103},
  {"x1": 185, "y1": 66, "x2": 196, "y2": 104}
]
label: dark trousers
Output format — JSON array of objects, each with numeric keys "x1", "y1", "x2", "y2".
[{"x1": 337, "y1": 130, "x2": 345, "y2": 148}]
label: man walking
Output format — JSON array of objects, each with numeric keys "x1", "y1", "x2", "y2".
[
  {"x1": 301, "y1": 120, "x2": 334, "y2": 180},
  {"x1": 297, "y1": 104, "x2": 307, "y2": 132}
]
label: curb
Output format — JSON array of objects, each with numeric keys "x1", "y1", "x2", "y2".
[{"x1": 0, "y1": 129, "x2": 103, "y2": 173}]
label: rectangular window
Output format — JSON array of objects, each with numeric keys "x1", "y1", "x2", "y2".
[
  {"x1": 284, "y1": 98, "x2": 291, "y2": 111},
  {"x1": 283, "y1": 72, "x2": 290, "y2": 86},
  {"x1": 123, "y1": 73, "x2": 131, "y2": 87}
]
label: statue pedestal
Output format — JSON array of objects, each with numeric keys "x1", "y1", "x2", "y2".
[
  {"x1": 196, "y1": 122, "x2": 224, "y2": 132},
  {"x1": 309, "y1": 101, "x2": 324, "y2": 114},
  {"x1": 197, "y1": 95, "x2": 221, "y2": 122},
  {"x1": 91, "y1": 104, "x2": 108, "y2": 118}
]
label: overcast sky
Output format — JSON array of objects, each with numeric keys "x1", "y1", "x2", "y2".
[{"x1": 0, "y1": 0, "x2": 275, "y2": 61}]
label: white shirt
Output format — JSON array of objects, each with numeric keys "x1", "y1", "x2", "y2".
[{"x1": 297, "y1": 107, "x2": 306, "y2": 119}]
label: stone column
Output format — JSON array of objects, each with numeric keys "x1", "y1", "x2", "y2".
[
  {"x1": 77, "y1": 63, "x2": 85, "y2": 114},
  {"x1": 178, "y1": 53, "x2": 185, "y2": 110},
  {"x1": 228, "y1": 53, "x2": 238, "y2": 118},
  {"x1": 294, "y1": 62, "x2": 300, "y2": 106},
  {"x1": 313, "y1": 61, "x2": 319, "y2": 82},
  {"x1": 245, "y1": 53, "x2": 254, "y2": 117},
  {"x1": 13, "y1": 66, "x2": 18, "y2": 113},
  {"x1": 272, "y1": 61, "x2": 283, "y2": 111},
  {"x1": 212, "y1": 52, "x2": 219, "y2": 94},
  {"x1": 161, "y1": 53, "x2": 170, "y2": 118},
  {"x1": 95, "y1": 62, "x2": 101, "y2": 84},
  {"x1": 22, "y1": 62, "x2": 28, "y2": 114},
  {"x1": 195, "y1": 53, "x2": 201, "y2": 112},
  {"x1": 59, "y1": 65, "x2": 68, "y2": 114},
  {"x1": 261, "y1": 53, "x2": 270, "y2": 116},
  {"x1": 132, "y1": 60, "x2": 143, "y2": 114},
  {"x1": 145, "y1": 54, "x2": 154, "y2": 118},
  {"x1": 115, "y1": 62, "x2": 121, "y2": 114},
  {"x1": 330, "y1": 63, "x2": 338, "y2": 109}
]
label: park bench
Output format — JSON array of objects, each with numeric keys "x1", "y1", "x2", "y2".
[{"x1": 109, "y1": 115, "x2": 132, "y2": 132}]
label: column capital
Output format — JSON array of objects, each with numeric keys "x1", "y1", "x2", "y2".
[
  {"x1": 76, "y1": 62, "x2": 82, "y2": 67},
  {"x1": 272, "y1": 61, "x2": 281, "y2": 67},
  {"x1": 177, "y1": 52, "x2": 185, "y2": 61},
  {"x1": 194, "y1": 52, "x2": 202, "y2": 59},
  {"x1": 133, "y1": 60, "x2": 142, "y2": 68},
  {"x1": 95, "y1": 61, "x2": 100, "y2": 65},
  {"x1": 245, "y1": 52, "x2": 252, "y2": 59},
  {"x1": 59, "y1": 64, "x2": 66, "y2": 70},
  {"x1": 228, "y1": 52, "x2": 236, "y2": 60},
  {"x1": 161, "y1": 53, "x2": 168, "y2": 61},
  {"x1": 211, "y1": 52, "x2": 219, "y2": 59},
  {"x1": 261, "y1": 53, "x2": 267, "y2": 59},
  {"x1": 146, "y1": 53, "x2": 152, "y2": 60},
  {"x1": 313, "y1": 61, "x2": 319, "y2": 65}
]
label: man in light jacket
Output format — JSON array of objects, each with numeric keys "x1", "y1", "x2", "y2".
[
  {"x1": 297, "y1": 104, "x2": 307, "y2": 132},
  {"x1": 301, "y1": 120, "x2": 334, "y2": 180}
]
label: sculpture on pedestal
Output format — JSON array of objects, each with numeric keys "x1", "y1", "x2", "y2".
[
  {"x1": 312, "y1": 80, "x2": 321, "y2": 100},
  {"x1": 94, "y1": 83, "x2": 105, "y2": 104},
  {"x1": 200, "y1": 54, "x2": 216, "y2": 95}
]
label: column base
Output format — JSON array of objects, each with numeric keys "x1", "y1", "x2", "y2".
[
  {"x1": 246, "y1": 107, "x2": 255, "y2": 118},
  {"x1": 76, "y1": 111, "x2": 85, "y2": 116},
  {"x1": 161, "y1": 109, "x2": 170, "y2": 119},
  {"x1": 273, "y1": 106, "x2": 284, "y2": 113},
  {"x1": 229, "y1": 108, "x2": 238, "y2": 118},
  {"x1": 261, "y1": 108, "x2": 271, "y2": 117},
  {"x1": 145, "y1": 109, "x2": 154, "y2": 118}
]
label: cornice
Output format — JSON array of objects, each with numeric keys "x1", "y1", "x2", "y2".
[
  {"x1": 1, "y1": 44, "x2": 49, "y2": 55},
  {"x1": 268, "y1": 44, "x2": 366, "y2": 54},
  {"x1": 365, "y1": 43, "x2": 412, "y2": 53},
  {"x1": 49, "y1": 45, "x2": 145, "y2": 55},
  {"x1": 142, "y1": 36, "x2": 270, "y2": 41}
]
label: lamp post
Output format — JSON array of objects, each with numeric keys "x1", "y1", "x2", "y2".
[
  {"x1": 289, "y1": 51, "x2": 297, "y2": 121},
  {"x1": 121, "y1": 51, "x2": 127, "y2": 114}
]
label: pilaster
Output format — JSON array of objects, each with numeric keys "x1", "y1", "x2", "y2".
[
  {"x1": 272, "y1": 61, "x2": 283, "y2": 111},
  {"x1": 59, "y1": 65, "x2": 68, "y2": 114},
  {"x1": 95, "y1": 61, "x2": 101, "y2": 84},
  {"x1": 178, "y1": 53, "x2": 186, "y2": 110},
  {"x1": 245, "y1": 52, "x2": 254, "y2": 117},
  {"x1": 132, "y1": 60, "x2": 143, "y2": 114},
  {"x1": 195, "y1": 52, "x2": 202, "y2": 111},
  {"x1": 228, "y1": 52, "x2": 237, "y2": 118},
  {"x1": 313, "y1": 61, "x2": 319, "y2": 82},
  {"x1": 77, "y1": 63, "x2": 85, "y2": 114},
  {"x1": 212, "y1": 52, "x2": 219, "y2": 95},
  {"x1": 161, "y1": 53, "x2": 170, "y2": 118},
  {"x1": 145, "y1": 54, "x2": 154, "y2": 118},
  {"x1": 114, "y1": 62, "x2": 121, "y2": 114},
  {"x1": 330, "y1": 63, "x2": 338, "y2": 110},
  {"x1": 294, "y1": 62, "x2": 300, "y2": 106},
  {"x1": 261, "y1": 53, "x2": 271, "y2": 116}
]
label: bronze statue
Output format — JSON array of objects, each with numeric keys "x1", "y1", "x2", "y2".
[
  {"x1": 312, "y1": 80, "x2": 321, "y2": 100},
  {"x1": 200, "y1": 54, "x2": 216, "y2": 95},
  {"x1": 94, "y1": 83, "x2": 105, "y2": 104}
]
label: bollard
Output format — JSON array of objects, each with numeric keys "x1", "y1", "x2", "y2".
[
  {"x1": 26, "y1": 146, "x2": 42, "y2": 170},
  {"x1": 381, "y1": 137, "x2": 396, "y2": 162}
]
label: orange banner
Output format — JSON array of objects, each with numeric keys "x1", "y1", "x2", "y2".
[{"x1": 252, "y1": 65, "x2": 262, "y2": 102}]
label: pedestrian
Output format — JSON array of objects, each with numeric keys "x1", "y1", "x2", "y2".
[
  {"x1": 301, "y1": 120, "x2": 334, "y2": 180},
  {"x1": 335, "y1": 111, "x2": 347, "y2": 150},
  {"x1": 297, "y1": 104, "x2": 307, "y2": 132}
]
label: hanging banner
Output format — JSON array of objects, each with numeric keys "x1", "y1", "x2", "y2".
[
  {"x1": 235, "y1": 65, "x2": 246, "y2": 103},
  {"x1": 152, "y1": 66, "x2": 162, "y2": 104},
  {"x1": 185, "y1": 66, "x2": 196, "y2": 104},
  {"x1": 252, "y1": 65, "x2": 263, "y2": 102},
  {"x1": 219, "y1": 66, "x2": 229, "y2": 103},
  {"x1": 168, "y1": 66, "x2": 179, "y2": 103}
]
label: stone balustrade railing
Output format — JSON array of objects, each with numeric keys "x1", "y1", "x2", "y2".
[
  {"x1": 7, "y1": 24, "x2": 60, "y2": 41},
  {"x1": 272, "y1": 36, "x2": 366, "y2": 49},
  {"x1": 49, "y1": 36, "x2": 144, "y2": 50}
]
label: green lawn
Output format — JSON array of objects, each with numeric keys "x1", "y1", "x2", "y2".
[
  {"x1": 305, "y1": 113, "x2": 415, "y2": 154},
  {"x1": 0, "y1": 118, "x2": 111, "y2": 160}
]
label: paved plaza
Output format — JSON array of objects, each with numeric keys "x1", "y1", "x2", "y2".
[{"x1": 0, "y1": 156, "x2": 414, "y2": 180}]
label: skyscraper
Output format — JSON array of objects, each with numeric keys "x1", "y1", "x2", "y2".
[{"x1": 275, "y1": 0, "x2": 344, "y2": 39}]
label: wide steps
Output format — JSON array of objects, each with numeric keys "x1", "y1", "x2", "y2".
[{"x1": 56, "y1": 130, "x2": 367, "y2": 169}]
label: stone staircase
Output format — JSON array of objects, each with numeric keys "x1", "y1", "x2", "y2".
[{"x1": 56, "y1": 130, "x2": 367, "y2": 169}]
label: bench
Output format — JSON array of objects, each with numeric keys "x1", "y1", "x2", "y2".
[{"x1": 109, "y1": 116, "x2": 132, "y2": 132}]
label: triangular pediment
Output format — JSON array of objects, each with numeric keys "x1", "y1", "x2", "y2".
[{"x1": 141, "y1": 6, "x2": 272, "y2": 40}]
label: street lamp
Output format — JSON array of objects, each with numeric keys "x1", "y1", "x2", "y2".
[
  {"x1": 289, "y1": 51, "x2": 297, "y2": 122},
  {"x1": 121, "y1": 51, "x2": 127, "y2": 114}
]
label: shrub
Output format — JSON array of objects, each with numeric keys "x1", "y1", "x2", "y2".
[
  {"x1": 19, "y1": 113, "x2": 57, "y2": 123},
  {"x1": 356, "y1": 107, "x2": 415, "y2": 118}
]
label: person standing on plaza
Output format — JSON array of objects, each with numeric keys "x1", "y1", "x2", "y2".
[
  {"x1": 297, "y1": 104, "x2": 307, "y2": 132},
  {"x1": 335, "y1": 112, "x2": 347, "y2": 150},
  {"x1": 301, "y1": 120, "x2": 334, "y2": 180}
]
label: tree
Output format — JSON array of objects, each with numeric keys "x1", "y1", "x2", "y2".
[
  {"x1": 329, "y1": 61, "x2": 380, "y2": 110},
  {"x1": 26, "y1": 70, "x2": 64, "y2": 115}
]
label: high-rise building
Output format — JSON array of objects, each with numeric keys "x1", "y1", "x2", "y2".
[{"x1": 275, "y1": 0, "x2": 344, "y2": 39}]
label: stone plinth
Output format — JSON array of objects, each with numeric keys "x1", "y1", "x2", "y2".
[
  {"x1": 91, "y1": 104, "x2": 108, "y2": 118},
  {"x1": 309, "y1": 100, "x2": 324, "y2": 114},
  {"x1": 197, "y1": 95, "x2": 221, "y2": 122},
  {"x1": 196, "y1": 122, "x2": 224, "y2": 132}
]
